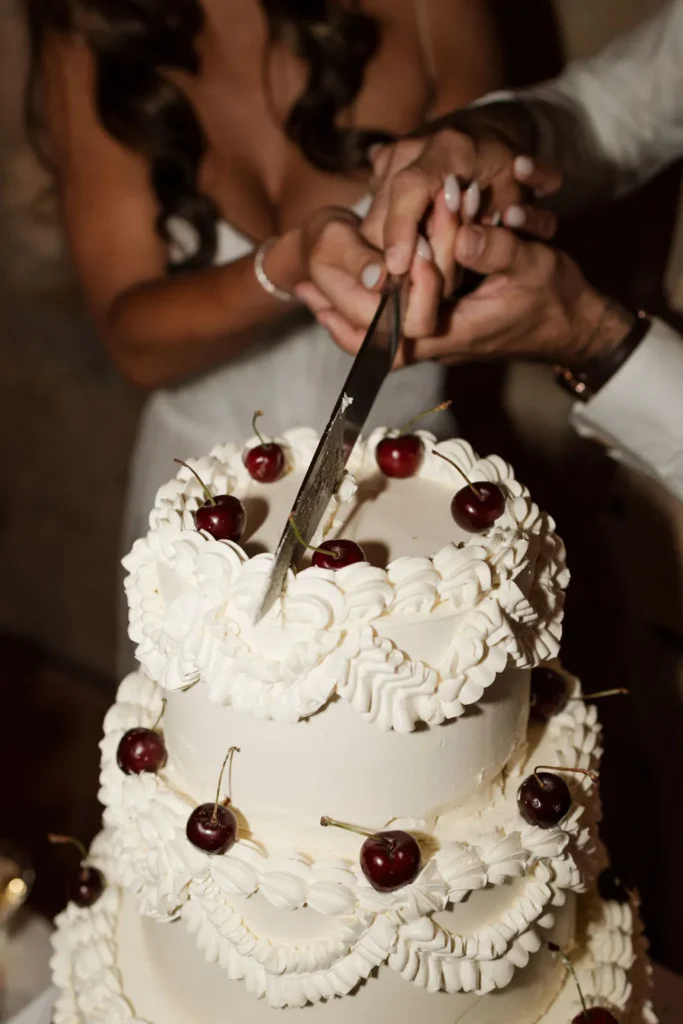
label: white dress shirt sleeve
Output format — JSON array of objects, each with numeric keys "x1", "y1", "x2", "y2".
[
  {"x1": 571, "y1": 319, "x2": 683, "y2": 501},
  {"x1": 516, "y1": 0, "x2": 683, "y2": 210}
]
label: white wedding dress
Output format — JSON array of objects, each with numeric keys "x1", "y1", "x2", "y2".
[{"x1": 118, "y1": 200, "x2": 451, "y2": 669}]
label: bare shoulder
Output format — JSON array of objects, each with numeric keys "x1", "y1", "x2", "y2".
[{"x1": 39, "y1": 33, "x2": 166, "y2": 321}]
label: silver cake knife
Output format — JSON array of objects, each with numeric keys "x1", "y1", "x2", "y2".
[{"x1": 254, "y1": 277, "x2": 407, "y2": 623}]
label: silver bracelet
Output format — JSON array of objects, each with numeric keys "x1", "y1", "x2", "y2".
[{"x1": 254, "y1": 237, "x2": 295, "y2": 303}]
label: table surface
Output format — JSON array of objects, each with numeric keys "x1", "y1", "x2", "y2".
[{"x1": 4, "y1": 920, "x2": 683, "y2": 1023}]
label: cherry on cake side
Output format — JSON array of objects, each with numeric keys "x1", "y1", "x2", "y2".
[
  {"x1": 531, "y1": 666, "x2": 628, "y2": 722},
  {"x1": 186, "y1": 746, "x2": 240, "y2": 855},
  {"x1": 320, "y1": 816, "x2": 421, "y2": 892},
  {"x1": 117, "y1": 699, "x2": 167, "y2": 775},
  {"x1": 289, "y1": 516, "x2": 365, "y2": 570},
  {"x1": 549, "y1": 942, "x2": 619, "y2": 1024},
  {"x1": 243, "y1": 411, "x2": 286, "y2": 483},
  {"x1": 517, "y1": 766, "x2": 598, "y2": 828},
  {"x1": 375, "y1": 400, "x2": 451, "y2": 478},
  {"x1": 530, "y1": 666, "x2": 570, "y2": 722},
  {"x1": 174, "y1": 459, "x2": 246, "y2": 543},
  {"x1": 431, "y1": 449, "x2": 505, "y2": 532},
  {"x1": 48, "y1": 834, "x2": 105, "y2": 908}
]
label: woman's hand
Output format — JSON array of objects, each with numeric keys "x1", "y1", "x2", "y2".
[
  {"x1": 364, "y1": 129, "x2": 562, "y2": 280},
  {"x1": 295, "y1": 123, "x2": 563, "y2": 356},
  {"x1": 295, "y1": 205, "x2": 445, "y2": 346}
]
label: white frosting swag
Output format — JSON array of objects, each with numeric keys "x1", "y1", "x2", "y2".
[
  {"x1": 50, "y1": 426, "x2": 657, "y2": 1023},
  {"x1": 123, "y1": 429, "x2": 569, "y2": 730}
]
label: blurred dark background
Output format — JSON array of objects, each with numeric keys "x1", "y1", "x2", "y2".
[{"x1": 0, "y1": 0, "x2": 682, "y2": 974}]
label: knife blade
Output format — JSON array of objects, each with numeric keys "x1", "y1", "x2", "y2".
[{"x1": 254, "y1": 276, "x2": 407, "y2": 622}]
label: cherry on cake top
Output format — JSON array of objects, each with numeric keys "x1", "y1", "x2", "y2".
[
  {"x1": 374, "y1": 401, "x2": 452, "y2": 479},
  {"x1": 243, "y1": 411, "x2": 286, "y2": 483},
  {"x1": 174, "y1": 458, "x2": 246, "y2": 543}
]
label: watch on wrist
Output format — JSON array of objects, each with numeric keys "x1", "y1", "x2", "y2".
[{"x1": 554, "y1": 306, "x2": 652, "y2": 402}]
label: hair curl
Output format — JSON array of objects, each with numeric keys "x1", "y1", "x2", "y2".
[{"x1": 26, "y1": 0, "x2": 392, "y2": 270}]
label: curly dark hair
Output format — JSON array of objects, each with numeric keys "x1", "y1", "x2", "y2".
[{"x1": 25, "y1": 0, "x2": 393, "y2": 269}]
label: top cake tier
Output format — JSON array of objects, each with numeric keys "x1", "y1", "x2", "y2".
[{"x1": 123, "y1": 427, "x2": 568, "y2": 732}]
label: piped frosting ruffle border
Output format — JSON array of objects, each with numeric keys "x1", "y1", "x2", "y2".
[{"x1": 123, "y1": 430, "x2": 569, "y2": 731}]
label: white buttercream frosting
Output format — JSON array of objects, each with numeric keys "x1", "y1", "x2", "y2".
[
  {"x1": 88, "y1": 665, "x2": 614, "y2": 1009},
  {"x1": 123, "y1": 429, "x2": 568, "y2": 731},
  {"x1": 50, "y1": 881, "x2": 657, "y2": 1024}
]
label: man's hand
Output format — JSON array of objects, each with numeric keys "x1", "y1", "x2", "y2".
[
  {"x1": 363, "y1": 130, "x2": 561, "y2": 281},
  {"x1": 295, "y1": 121, "x2": 563, "y2": 350},
  {"x1": 304, "y1": 223, "x2": 631, "y2": 370}
]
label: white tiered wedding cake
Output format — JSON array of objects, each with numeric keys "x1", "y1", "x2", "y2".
[{"x1": 51, "y1": 426, "x2": 656, "y2": 1023}]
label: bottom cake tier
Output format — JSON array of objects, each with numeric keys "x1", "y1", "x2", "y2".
[{"x1": 51, "y1": 884, "x2": 657, "y2": 1024}]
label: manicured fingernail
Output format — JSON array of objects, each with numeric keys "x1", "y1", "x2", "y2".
[
  {"x1": 368, "y1": 143, "x2": 384, "y2": 163},
  {"x1": 444, "y1": 174, "x2": 461, "y2": 213},
  {"x1": 459, "y1": 226, "x2": 485, "y2": 262},
  {"x1": 416, "y1": 237, "x2": 433, "y2": 261},
  {"x1": 385, "y1": 246, "x2": 407, "y2": 275},
  {"x1": 464, "y1": 182, "x2": 481, "y2": 220},
  {"x1": 490, "y1": 210, "x2": 502, "y2": 227},
  {"x1": 361, "y1": 263, "x2": 382, "y2": 288},
  {"x1": 505, "y1": 205, "x2": 527, "y2": 229},
  {"x1": 514, "y1": 155, "x2": 535, "y2": 179}
]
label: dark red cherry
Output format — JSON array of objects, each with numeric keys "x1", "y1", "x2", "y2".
[
  {"x1": 244, "y1": 443, "x2": 286, "y2": 483},
  {"x1": 451, "y1": 481, "x2": 506, "y2": 532},
  {"x1": 70, "y1": 866, "x2": 105, "y2": 908},
  {"x1": 517, "y1": 771, "x2": 571, "y2": 828},
  {"x1": 360, "y1": 830, "x2": 422, "y2": 893},
  {"x1": 312, "y1": 539, "x2": 365, "y2": 570},
  {"x1": 530, "y1": 666, "x2": 569, "y2": 722},
  {"x1": 572, "y1": 1010, "x2": 619, "y2": 1023},
  {"x1": 195, "y1": 494, "x2": 246, "y2": 543},
  {"x1": 375, "y1": 435, "x2": 424, "y2": 478},
  {"x1": 117, "y1": 727, "x2": 167, "y2": 775},
  {"x1": 186, "y1": 803, "x2": 238, "y2": 855}
]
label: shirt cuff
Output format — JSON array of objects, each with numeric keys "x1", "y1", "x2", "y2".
[{"x1": 570, "y1": 319, "x2": 683, "y2": 501}]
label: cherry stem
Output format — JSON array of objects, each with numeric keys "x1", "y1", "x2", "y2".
[
  {"x1": 251, "y1": 410, "x2": 270, "y2": 447},
  {"x1": 212, "y1": 746, "x2": 240, "y2": 824},
  {"x1": 550, "y1": 945, "x2": 588, "y2": 1014},
  {"x1": 174, "y1": 458, "x2": 216, "y2": 507},
  {"x1": 399, "y1": 399, "x2": 452, "y2": 435},
  {"x1": 288, "y1": 515, "x2": 340, "y2": 561},
  {"x1": 151, "y1": 699, "x2": 167, "y2": 732},
  {"x1": 320, "y1": 816, "x2": 391, "y2": 849},
  {"x1": 48, "y1": 834, "x2": 88, "y2": 862},
  {"x1": 573, "y1": 688, "x2": 628, "y2": 701},
  {"x1": 431, "y1": 449, "x2": 484, "y2": 501},
  {"x1": 534, "y1": 765, "x2": 599, "y2": 788}
]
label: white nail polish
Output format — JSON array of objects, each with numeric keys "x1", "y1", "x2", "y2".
[
  {"x1": 361, "y1": 264, "x2": 382, "y2": 288},
  {"x1": 505, "y1": 205, "x2": 527, "y2": 229},
  {"x1": 491, "y1": 210, "x2": 502, "y2": 227},
  {"x1": 514, "y1": 155, "x2": 535, "y2": 179},
  {"x1": 416, "y1": 236, "x2": 433, "y2": 261},
  {"x1": 464, "y1": 182, "x2": 481, "y2": 220},
  {"x1": 444, "y1": 174, "x2": 461, "y2": 213}
]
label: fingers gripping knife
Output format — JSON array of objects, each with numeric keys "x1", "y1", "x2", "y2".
[{"x1": 254, "y1": 278, "x2": 408, "y2": 623}]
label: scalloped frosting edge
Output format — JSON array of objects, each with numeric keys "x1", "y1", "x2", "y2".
[
  {"x1": 122, "y1": 430, "x2": 569, "y2": 731},
  {"x1": 50, "y1": 885, "x2": 657, "y2": 1023},
  {"x1": 87, "y1": 666, "x2": 612, "y2": 1007}
]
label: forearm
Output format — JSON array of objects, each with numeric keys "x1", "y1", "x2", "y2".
[
  {"x1": 509, "y1": 1, "x2": 683, "y2": 212},
  {"x1": 102, "y1": 234, "x2": 302, "y2": 389}
]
